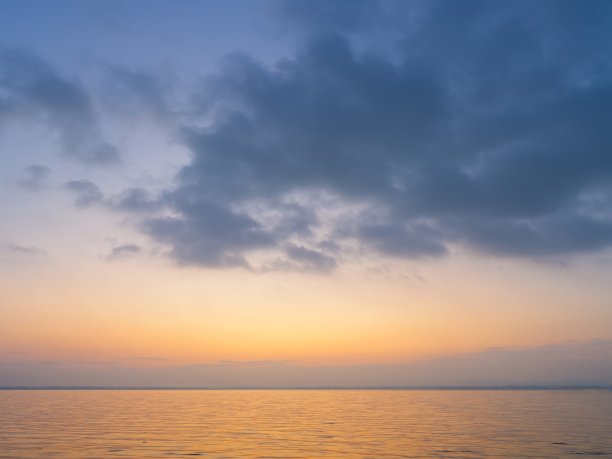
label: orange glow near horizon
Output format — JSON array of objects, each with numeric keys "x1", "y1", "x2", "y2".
[{"x1": 2, "y1": 251, "x2": 612, "y2": 368}]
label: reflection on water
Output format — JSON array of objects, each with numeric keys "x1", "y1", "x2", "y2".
[{"x1": 1, "y1": 390, "x2": 611, "y2": 458}]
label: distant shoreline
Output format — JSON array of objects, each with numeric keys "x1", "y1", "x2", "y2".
[{"x1": 1, "y1": 385, "x2": 611, "y2": 391}]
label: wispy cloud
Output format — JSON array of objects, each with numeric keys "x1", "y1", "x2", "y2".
[
  {"x1": 0, "y1": 48, "x2": 119, "y2": 164},
  {"x1": 1, "y1": 243, "x2": 49, "y2": 263},
  {"x1": 17, "y1": 164, "x2": 51, "y2": 191},
  {"x1": 105, "y1": 244, "x2": 142, "y2": 261},
  {"x1": 63, "y1": 180, "x2": 104, "y2": 208},
  {"x1": 217, "y1": 359, "x2": 298, "y2": 366}
]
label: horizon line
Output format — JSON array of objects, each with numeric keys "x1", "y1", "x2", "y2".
[{"x1": 2, "y1": 384, "x2": 611, "y2": 391}]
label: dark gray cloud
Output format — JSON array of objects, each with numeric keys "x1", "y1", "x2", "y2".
[
  {"x1": 106, "y1": 244, "x2": 142, "y2": 260},
  {"x1": 453, "y1": 214, "x2": 612, "y2": 257},
  {"x1": 143, "y1": 198, "x2": 275, "y2": 268},
  {"x1": 114, "y1": 0, "x2": 612, "y2": 269},
  {"x1": 17, "y1": 164, "x2": 51, "y2": 191},
  {"x1": 111, "y1": 187, "x2": 162, "y2": 213},
  {"x1": 357, "y1": 221, "x2": 447, "y2": 258},
  {"x1": 0, "y1": 48, "x2": 119, "y2": 164},
  {"x1": 63, "y1": 180, "x2": 104, "y2": 208}
]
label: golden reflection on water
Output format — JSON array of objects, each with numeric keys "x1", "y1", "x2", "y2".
[{"x1": 1, "y1": 390, "x2": 612, "y2": 458}]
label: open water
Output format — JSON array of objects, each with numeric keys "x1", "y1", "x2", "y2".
[{"x1": 1, "y1": 390, "x2": 611, "y2": 458}]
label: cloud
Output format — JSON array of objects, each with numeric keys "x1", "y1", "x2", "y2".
[
  {"x1": 129, "y1": 356, "x2": 179, "y2": 362},
  {"x1": 356, "y1": 221, "x2": 447, "y2": 258},
  {"x1": 0, "y1": 48, "x2": 119, "y2": 164},
  {"x1": 106, "y1": 244, "x2": 142, "y2": 260},
  {"x1": 285, "y1": 244, "x2": 336, "y2": 271},
  {"x1": 17, "y1": 164, "x2": 51, "y2": 191},
  {"x1": 101, "y1": 66, "x2": 176, "y2": 125},
  {"x1": 217, "y1": 359, "x2": 297, "y2": 366},
  {"x1": 104, "y1": 1, "x2": 612, "y2": 269},
  {"x1": 453, "y1": 214, "x2": 612, "y2": 257},
  {"x1": 143, "y1": 199, "x2": 275, "y2": 268},
  {"x1": 63, "y1": 180, "x2": 104, "y2": 208},
  {"x1": 1, "y1": 243, "x2": 48, "y2": 263},
  {"x1": 263, "y1": 243, "x2": 337, "y2": 273},
  {"x1": 111, "y1": 187, "x2": 162, "y2": 213}
]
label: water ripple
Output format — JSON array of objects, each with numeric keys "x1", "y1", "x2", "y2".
[{"x1": 0, "y1": 390, "x2": 611, "y2": 458}]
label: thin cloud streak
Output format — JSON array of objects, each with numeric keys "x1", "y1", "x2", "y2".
[{"x1": 0, "y1": 48, "x2": 119, "y2": 164}]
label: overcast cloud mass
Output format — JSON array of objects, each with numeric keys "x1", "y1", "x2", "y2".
[
  {"x1": 158, "y1": 0, "x2": 612, "y2": 269},
  {"x1": 3, "y1": 0, "x2": 612, "y2": 271}
]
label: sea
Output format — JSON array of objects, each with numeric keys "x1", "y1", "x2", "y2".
[{"x1": 1, "y1": 389, "x2": 611, "y2": 458}]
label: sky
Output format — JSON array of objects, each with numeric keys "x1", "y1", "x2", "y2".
[{"x1": 1, "y1": 0, "x2": 612, "y2": 387}]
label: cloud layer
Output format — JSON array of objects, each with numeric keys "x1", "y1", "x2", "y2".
[
  {"x1": 8, "y1": 1, "x2": 612, "y2": 271},
  {"x1": 122, "y1": 0, "x2": 612, "y2": 270}
]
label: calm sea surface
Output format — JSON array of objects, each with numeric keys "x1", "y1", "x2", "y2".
[{"x1": 1, "y1": 390, "x2": 611, "y2": 458}]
